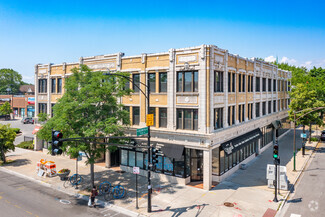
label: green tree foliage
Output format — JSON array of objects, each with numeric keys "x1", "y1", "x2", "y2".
[
  {"x1": 0, "y1": 102, "x2": 13, "y2": 116},
  {"x1": 0, "y1": 68, "x2": 24, "y2": 93},
  {"x1": 37, "y1": 112, "x2": 49, "y2": 123},
  {"x1": 0, "y1": 124, "x2": 16, "y2": 163},
  {"x1": 37, "y1": 65, "x2": 131, "y2": 186}
]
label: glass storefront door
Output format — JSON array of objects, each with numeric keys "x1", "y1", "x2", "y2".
[{"x1": 190, "y1": 150, "x2": 203, "y2": 181}]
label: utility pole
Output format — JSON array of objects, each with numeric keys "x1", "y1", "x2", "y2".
[{"x1": 147, "y1": 74, "x2": 152, "y2": 213}]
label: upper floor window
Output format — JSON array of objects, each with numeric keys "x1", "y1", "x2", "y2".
[
  {"x1": 51, "y1": 79, "x2": 56, "y2": 93},
  {"x1": 228, "y1": 72, "x2": 236, "y2": 92},
  {"x1": 133, "y1": 74, "x2": 140, "y2": 93},
  {"x1": 256, "y1": 77, "x2": 260, "y2": 92},
  {"x1": 148, "y1": 73, "x2": 156, "y2": 93},
  {"x1": 288, "y1": 81, "x2": 291, "y2": 92},
  {"x1": 177, "y1": 109, "x2": 198, "y2": 130},
  {"x1": 39, "y1": 103, "x2": 47, "y2": 114},
  {"x1": 262, "y1": 102, "x2": 266, "y2": 116},
  {"x1": 273, "y1": 100, "x2": 276, "y2": 113},
  {"x1": 57, "y1": 78, "x2": 62, "y2": 93},
  {"x1": 273, "y1": 80, "x2": 276, "y2": 92},
  {"x1": 256, "y1": 102, "x2": 260, "y2": 118},
  {"x1": 247, "y1": 75, "x2": 253, "y2": 92},
  {"x1": 242, "y1": 75, "x2": 245, "y2": 92},
  {"x1": 238, "y1": 74, "x2": 242, "y2": 92},
  {"x1": 248, "y1": 103, "x2": 253, "y2": 120},
  {"x1": 268, "y1": 79, "x2": 271, "y2": 92},
  {"x1": 214, "y1": 71, "x2": 223, "y2": 92},
  {"x1": 177, "y1": 71, "x2": 198, "y2": 92},
  {"x1": 268, "y1": 101, "x2": 272, "y2": 114},
  {"x1": 238, "y1": 104, "x2": 245, "y2": 123},
  {"x1": 132, "y1": 107, "x2": 140, "y2": 125},
  {"x1": 38, "y1": 79, "x2": 47, "y2": 93},
  {"x1": 159, "y1": 108, "x2": 167, "y2": 128},
  {"x1": 262, "y1": 78, "x2": 266, "y2": 92},
  {"x1": 214, "y1": 108, "x2": 223, "y2": 129},
  {"x1": 159, "y1": 72, "x2": 167, "y2": 93}
]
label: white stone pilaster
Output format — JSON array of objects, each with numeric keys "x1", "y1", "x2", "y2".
[
  {"x1": 167, "y1": 48, "x2": 175, "y2": 130},
  {"x1": 203, "y1": 149, "x2": 212, "y2": 190},
  {"x1": 198, "y1": 45, "x2": 207, "y2": 133},
  {"x1": 47, "y1": 63, "x2": 51, "y2": 115},
  {"x1": 35, "y1": 64, "x2": 39, "y2": 117},
  {"x1": 224, "y1": 51, "x2": 229, "y2": 128}
]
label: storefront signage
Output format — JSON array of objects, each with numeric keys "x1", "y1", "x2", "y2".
[
  {"x1": 28, "y1": 97, "x2": 35, "y2": 104},
  {"x1": 0, "y1": 98, "x2": 10, "y2": 102},
  {"x1": 221, "y1": 129, "x2": 262, "y2": 155}
]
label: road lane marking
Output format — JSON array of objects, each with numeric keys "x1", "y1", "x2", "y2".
[
  {"x1": 290, "y1": 214, "x2": 301, "y2": 217},
  {"x1": 17, "y1": 187, "x2": 25, "y2": 190},
  {"x1": 0, "y1": 196, "x2": 2, "y2": 200},
  {"x1": 25, "y1": 211, "x2": 33, "y2": 215},
  {"x1": 5, "y1": 200, "x2": 11, "y2": 204},
  {"x1": 14, "y1": 204, "x2": 21, "y2": 208}
]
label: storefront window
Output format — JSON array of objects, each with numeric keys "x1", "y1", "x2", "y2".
[
  {"x1": 212, "y1": 148, "x2": 219, "y2": 176},
  {"x1": 144, "y1": 153, "x2": 148, "y2": 170},
  {"x1": 185, "y1": 149, "x2": 191, "y2": 177},
  {"x1": 232, "y1": 152, "x2": 237, "y2": 167},
  {"x1": 174, "y1": 155, "x2": 185, "y2": 178},
  {"x1": 224, "y1": 154, "x2": 229, "y2": 172},
  {"x1": 220, "y1": 150, "x2": 225, "y2": 175},
  {"x1": 164, "y1": 157, "x2": 174, "y2": 175},
  {"x1": 228, "y1": 154, "x2": 232, "y2": 169},
  {"x1": 121, "y1": 149, "x2": 128, "y2": 165},
  {"x1": 136, "y1": 152, "x2": 144, "y2": 169},
  {"x1": 155, "y1": 156, "x2": 163, "y2": 173},
  {"x1": 129, "y1": 151, "x2": 135, "y2": 167}
]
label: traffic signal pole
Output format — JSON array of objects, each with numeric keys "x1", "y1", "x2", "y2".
[
  {"x1": 273, "y1": 128, "x2": 279, "y2": 202},
  {"x1": 147, "y1": 75, "x2": 152, "y2": 213}
]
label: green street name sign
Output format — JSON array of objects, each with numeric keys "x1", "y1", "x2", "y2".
[{"x1": 136, "y1": 127, "x2": 148, "y2": 136}]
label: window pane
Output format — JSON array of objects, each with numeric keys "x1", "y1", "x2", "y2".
[
  {"x1": 184, "y1": 72, "x2": 192, "y2": 92},
  {"x1": 256, "y1": 77, "x2": 260, "y2": 92},
  {"x1": 51, "y1": 79, "x2": 56, "y2": 93},
  {"x1": 136, "y1": 152, "x2": 144, "y2": 169},
  {"x1": 155, "y1": 156, "x2": 163, "y2": 172},
  {"x1": 133, "y1": 74, "x2": 140, "y2": 93},
  {"x1": 220, "y1": 150, "x2": 225, "y2": 175},
  {"x1": 159, "y1": 72, "x2": 167, "y2": 92},
  {"x1": 144, "y1": 153, "x2": 148, "y2": 170},
  {"x1": 149, "y1": 73, "x2": 156, "y2": 93},
  {"x1": 57, "y1": 78, "x2": 62, "y2": 93},
  {"x1": 121, "y1": 149, "x2": 128, "y2": 165},
  {"x1": 174, "y1": 155, "x2": 185, "y2": 178},
  {"x1": 242, "y1": 75, "x2": 245, "y2": 92},
  {"x1": 163, "y1": 157, "x2": 173, "y2": 175},
  {"x1": 133, "y1": 107, "x2": 140, "y2": 125},
  {"x1": 212, "y1": 148, "x2": 219, "y2": 175},
  {"x1": 177, "y1": 72, "x2": 183, "y2": 92},
  {"x1": 184, "y1": 109, "x2": 192, "y2": 130},
  {"x1": 228, "y1": 72, "x2": 231, "y2": 92},
  {"x1": 185, "y1": 149, "x2": 190, "y2": 177},
  {"x1": 129, "y1": 151, "x2": 135, "y2": 167},
  {"x1": 193, "y1": 71, "x2": 198, "y2": 92},
  {"x1": 177, "y1": 110, "x2": 183, "y2": 129},
  {"x1": 193, "y1": 109, "x2": 198, "y2": 131},
  {"x1": 159, "y1": 108, "x2": 167, "y2": 128},
  {"x1": 232, "y1": 73, "x2": 235, "y2": 92}
]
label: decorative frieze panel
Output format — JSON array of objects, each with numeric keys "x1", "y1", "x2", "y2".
[
  {"x1": 176, "y1": 54, "x2": 198, "y2": 64},
  {"x1": 38, "y1": 95, "x2": 47, "y2": 102},
  {"x1": 213, "y1": 95, "x2": 224, "y2": 104},
  {"x1": 87, "y1": 62, "x2": 115, "y2": 70},
  {"x1": 38, "y1": 68, "x2": 47, "y2": 74},
  {"x1": 176, "y1": 96, "x2": 198, "y2": 104}
]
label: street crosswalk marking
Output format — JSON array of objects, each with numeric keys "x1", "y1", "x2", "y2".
[{"x1": 290, "y1": 214, "x2": 301, "y2": 217}]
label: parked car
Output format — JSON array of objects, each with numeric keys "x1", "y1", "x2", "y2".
[
  {"x1": 321, "y1": 130, "x2": 325, "y2": 141},
  {"x1": 21, "y1": 117, "x2": 34, "y2": 124}
]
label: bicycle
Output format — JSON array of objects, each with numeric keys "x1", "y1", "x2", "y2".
[
  {"x1": 98, "y1": 181, "x2": 126, "y2": 201},
  {"x1": 63, "y1": 174, "x2": 83, "y2": 188}
]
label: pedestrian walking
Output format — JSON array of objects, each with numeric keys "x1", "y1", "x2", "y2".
[{"x1": 89, "y1": 186, "x2": 98, "y2": 207}]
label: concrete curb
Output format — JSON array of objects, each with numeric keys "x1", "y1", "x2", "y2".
[
  {"x1": 0, "y1": 167, "x2": 143, "y2": 217},
  {"x1": 276, "y1": 139, "x2": 321, "y2": 214}
]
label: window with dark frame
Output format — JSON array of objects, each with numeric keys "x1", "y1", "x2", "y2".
[
  {"x1": 262, "y1": 102, "x2": 266, "y2": 115},
  {"x1": 57, "y1": 78, "x2": 62, "y2": 93},
  {"x1": 268, "y1": 101, "x2": 271, "y2": 114},
  {"x1": 256, "y1": 102, "x2": 260, "y2": 118},
  {"x1": 38, "y1": 103, "x2": 47, "y2": 114},
  {"x1": 273, "y1": 100, "x2": 276, "y2": 113},
  {"x1": 256, "y1": 77, "x2": 260, "y2": 92},
  {"x1": 159, "y1": 108, "x2": 167, "y2": 128},
  {"x1": 242, "y1": 75, "x2": 245, "y2": 92},
  {"x1": 177, "y1": 71, "x2": 198, "y2": 92},
  {"x1": 133, "y1": 74, "x2": 140, "y2": 93},
  {"x1": 159, "y1": 72, "x2": 167, "y2": 93},
  {"x1": 227, "y1": 106, "x2": 231, "y2": 126},
  {"x1": 268, "y1": 79, "x2": 271, "y2": 92},
  {"x1": 177, "y1": 109, "x2": 198, "y2": 131},
  {"x1": 214, "y1": 71, "x2": 223, "y2": 92},
  {"x1": 51, "y1": 78, "x2": 56, "y2": 93},
  {"x1": 132, "y1": 107, "x2": 140, "y2": 125},
  {"x1": 214, "y1": 108, "x2": 223, "y2": 129},
  {"x1": 238, "y1": 74, "x2": 242, "y2": 92},
  {"x1": 231, "y1": 105, "x2": 235, "y2": 125},
  {"x1": 232, "y1": 73, "x2": 236, "y2": 92},
  {"x1": 38, "y1": 79, "x2": 47, "y2": 93},
  {"x1": 273, "y1": 79, "x2": 276, "y2": 92},
  {"x1": 262, "y1": 78, "x2": 266, "y2": 92},
  {"x1": 250, "y1": 76, "x2": 253, "y2": 92},
  {"x1": 148, "y1": 73, "x2": 156, "y2": 93}
]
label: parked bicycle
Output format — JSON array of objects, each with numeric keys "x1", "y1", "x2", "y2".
[
  {"x1": 98, "y1": 181, "x2": 126, "y2": 201},
  {"x1": 63, "y1": 174, "x2": 83, "y2": 188}
]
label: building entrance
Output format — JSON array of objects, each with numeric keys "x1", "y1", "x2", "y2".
[{"x1": 190, "y1": 150, "x2": 203, "y2": 181}]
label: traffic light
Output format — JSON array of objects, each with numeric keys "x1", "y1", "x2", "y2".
[
  {"x1": 273, "y1": 143, "x2": 279, "y2": 159},
  {"x1": 52, "y1": 130, "x2": 63, "y2": 155},
  {"x1": 152, "y1": 148, "x2": 159, "y2": 170}
]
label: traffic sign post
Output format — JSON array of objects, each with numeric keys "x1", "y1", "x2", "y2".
[
  {"x1": 133, "y1": 166, "x2": 140, "y2": 209},
  {"x1": 146, "y1": 114, "x2": 154, "y2": 126},
  {"x1": 136, "y1": 127, "x2": 148, "y2": 136}
]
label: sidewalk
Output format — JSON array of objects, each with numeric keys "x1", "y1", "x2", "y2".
[{"x1": 0, "y1": 128, "x2": 319, "y2": 217}]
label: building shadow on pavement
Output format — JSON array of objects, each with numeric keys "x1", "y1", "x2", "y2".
[
  {"x1": 2, "y1": 158, "x2": 31, "y2": 167},
  {"x1": 153, "y1": 203, "x2": 209, "y2": 217}
]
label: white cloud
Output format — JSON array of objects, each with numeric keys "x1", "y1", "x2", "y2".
[
  {"x1": 300, "y1": 61, "x2": 313, "y2": 69},
  {"x1": 22, "y1": 74, "x2": 34, "y2": 84},
  {"x1": 265, "y1": 55, "x2": 276, "y2": 63},
  {"x1": 280, "y1": 56, "x2": 297, "y2": 65}
]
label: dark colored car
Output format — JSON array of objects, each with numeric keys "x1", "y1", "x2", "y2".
[
  {"x1": 321, "y1": 130, "x2": 325, "y2": 141},
  {"x1": 21, "y1": 117, "x2": 34, "y2": 124}
]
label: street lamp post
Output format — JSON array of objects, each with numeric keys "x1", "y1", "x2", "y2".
[
  {"x1": 292, "y1": 107, "x2": 325, "y2": 171},
  {"x1": 103, "y1": 72, "x2": 152, "y2": 213}
]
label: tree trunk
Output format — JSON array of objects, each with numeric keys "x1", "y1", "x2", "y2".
[
  {"x1": 90, "y1": 162, "x2": 95, "y2": 188},
  {"x1": 303, "y1": 125, "x2": 305, "y2": 133},
  {"x1": 309, "y1": 123, "x2": 312, "y2": 143},
  {"x1": 1, "y1": 144, "x2": 6, "y2": 164}
]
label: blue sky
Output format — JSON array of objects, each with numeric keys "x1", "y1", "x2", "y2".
[{"x1": 1, "y1": 0, "x2": 324, "y2": 84}]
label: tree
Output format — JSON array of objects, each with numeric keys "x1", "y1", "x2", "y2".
[
  {"x1": 0, "y1": 102, "x2": 13, "y2": 118},
  {"x1": 0, "y1": 68, "x2": 24, "y2": 94},
  {"x1": 0, "y1": 124, "x2": 16, "y2": 163},
  {"x1": 37, "y1": 65, "x2": 131, "y2": 187}
]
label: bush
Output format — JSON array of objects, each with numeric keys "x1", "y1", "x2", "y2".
[
  {"x1": 311, "y1": 137, "x2": 318, "y2": 142},
  {"x1": 12, "y1": 128, "x2": 21, "y2": 134},
  {"x1": 17, "y1": 141, "x2": 34, "y2": 150}
]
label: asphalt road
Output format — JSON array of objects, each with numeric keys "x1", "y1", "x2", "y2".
[
  {"x1": 280, "y1": 141, "x2": 325, "y2": 217},
  {"x1": 0, "y1": 169, "x2": 130, "y2": 217},
  {"x1": 0, "y1": 119, "x2": 35, "y2": 145}
]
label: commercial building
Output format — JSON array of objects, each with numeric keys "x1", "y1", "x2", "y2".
[{"x1": 34, "y1": 45, "x2": 291, "y2": 190}]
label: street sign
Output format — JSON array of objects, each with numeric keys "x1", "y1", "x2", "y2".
[
  {"x1": 301, "y1": 133, "x2": 307, "y2": 138},
  {"x1": 146, "y1": 114, "x2": 154, "y2": 126},
  {"x1": 136, "y1": 127, "x2": 148, "y2": 136},
  {"x1": 133, "y1": 166, "x2": 140, "y2": 174}
]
